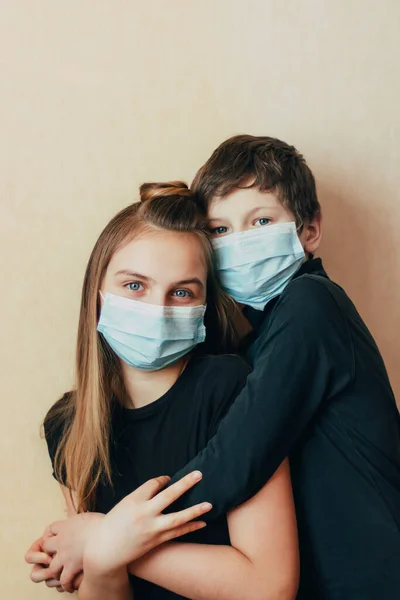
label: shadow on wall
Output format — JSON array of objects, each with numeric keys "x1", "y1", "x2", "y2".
[{"x1": 318, "y1": 179, "x2": 400, "y2": 405}]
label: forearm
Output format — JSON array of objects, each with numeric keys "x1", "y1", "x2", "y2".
[
  {"x1": 130, "y1": 543, "x2": 280, "y2": 600},
  {"x1": 167, "y1": 358, "x2": 312, "y2": 519},
  {"x1": 169, "y1": 284, "x2": 354, "y2": 520},
  {"x1": 78, "y1": 568, "x2": 133, "y2": 600}
]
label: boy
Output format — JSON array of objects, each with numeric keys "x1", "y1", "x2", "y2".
[{"x1": 171, "y1": 135, "x2": 400, "y2": 599}]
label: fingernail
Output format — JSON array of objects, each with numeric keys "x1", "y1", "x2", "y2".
[
  {"x1": 201, "y1": 502, "x2": 212, "y2": 510},
  {"x1": 192, "y1": 471, "x2": 202, "y2": 480}
]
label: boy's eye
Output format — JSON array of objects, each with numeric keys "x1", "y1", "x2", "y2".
[
  {"x1": 254, "y1": 217, "x2": 271, "y2": 227},
  {"x1": 173, "y1": 289, "x2": 193, "y2": 298},
  {"x1": 125, "y1": 282, "x2": 144, "y2": 291},
  {"x1": 211, "y1": 226, "x2": 228, "y2": 236}
]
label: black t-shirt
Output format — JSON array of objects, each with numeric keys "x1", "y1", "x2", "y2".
[
  {"x1": 170, "y1": 259, "x2": 400, "y2": 600},
  {"x1": 45, "y1": 354, "x2": 250, "y2": 600}
]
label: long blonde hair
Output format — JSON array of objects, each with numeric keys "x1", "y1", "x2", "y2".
[{"x1": 46, "y1": 182, "x2": 236, "y2": 512}]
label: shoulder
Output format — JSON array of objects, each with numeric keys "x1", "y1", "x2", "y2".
[
  {"x1": 44, "y1": 391, "x2": 75, "y2": 460},
  {"x1": 256, "y1": 273, "x2": 355, "y2": 376},
  {"x1": 275, "y1": 273, "x2": 351, "y2": 327}
]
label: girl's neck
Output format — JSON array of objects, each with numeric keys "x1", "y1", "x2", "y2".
[{"x1": 120, "y1": 358, "x2": 187, "y2": 409}]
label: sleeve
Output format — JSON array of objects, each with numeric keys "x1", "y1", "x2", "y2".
[
  {"x1": 169, "y1": 277, "x2": 355, "y2": 518},
  {"x1": 206, "y1": 356, "x2": 251, "y2": 439},
  {"x1": 43, "y1": 393, "x2": 72, "y2": 484}
]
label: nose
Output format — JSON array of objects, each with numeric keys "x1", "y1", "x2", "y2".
[
  {"x1": 231, "y1": 219, "x2": 247, "y2": 233},
  {"x1": 145, "y1": 287, "x2": 168, "y2": 307}
]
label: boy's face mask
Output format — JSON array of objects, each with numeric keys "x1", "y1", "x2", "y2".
[
  {"x1": 97, "y1": 292, "x2": 206, "y2": 370},
  {"x1": 212, "y1": 221, "x2": 305, "y2": 311}
]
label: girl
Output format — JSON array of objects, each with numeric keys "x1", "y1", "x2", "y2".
[{"x1": 26, "y1": 182, "x2": 298, "y2": 599}]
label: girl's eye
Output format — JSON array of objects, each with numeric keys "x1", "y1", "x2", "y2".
[
  {"x1": 254, "y1": 217, "x2": 271, "y2": 227},
  {"x1": 211, "y1": 226, "x2": 228, "y2": 236},
  {"x1": 173, "y1": 289, "x2": 192, "y2": 298},
  {"x1": 125, "y1": 282, "x2": 144, "y2": 292}
]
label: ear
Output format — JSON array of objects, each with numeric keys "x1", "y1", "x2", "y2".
[{"x1": 300, "y1": 211, "x2": 322, "y2": 254}]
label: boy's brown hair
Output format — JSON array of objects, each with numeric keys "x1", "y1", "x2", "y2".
[{"x1": 192, "y1": 134, "x2": 320, "y2": 227}]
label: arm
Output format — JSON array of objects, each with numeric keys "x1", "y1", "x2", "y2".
[
  {"x1": 75, "y1": 474, "x2": 212, "y2": 599},
  {"x1": 131, "y1": 460, "x2": 298, "y2": 600},
  {"x1": 169, "y1": 278, "x2": 355, "y2": 518},
  {"x1": 78, "y1": 567, "x2": 132, "y2": 600},
  {"x1": 71, "y1": 476, "x2": 132, "y2": 600}
]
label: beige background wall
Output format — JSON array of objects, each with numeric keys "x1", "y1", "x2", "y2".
[{"x1": 1, "y1": 1, "x2": 399, "y2": 597}]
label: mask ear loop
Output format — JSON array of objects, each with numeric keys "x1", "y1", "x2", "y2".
[
  {"x1": 295, "y1": 219, "x2": 313, "y2": 259},
  {"x1": 98, "y1": 292, "x2": 106, "y2": 317},
  {"x1": 296, "y1": 218, "x2": 304, "y2": 235}
]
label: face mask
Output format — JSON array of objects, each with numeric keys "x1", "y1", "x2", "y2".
[
  {"x1": 212, "y1": 221, "x2": 305, "y2": 311},
  {"x1": 97, "y1": 293, "x2": 206, "y2": 371}
]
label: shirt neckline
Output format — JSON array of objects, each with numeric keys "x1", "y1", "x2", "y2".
[{"x1": 115, "y1": 357, "x2": 197, "y2": 422}]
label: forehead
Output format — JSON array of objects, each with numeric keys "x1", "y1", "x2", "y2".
[
  {"x1": 107, "y1": 229, "x2": 208, "y2": 281},
  {"x1": 208, "y1": 187, "x2": 288, "y2": 221}
]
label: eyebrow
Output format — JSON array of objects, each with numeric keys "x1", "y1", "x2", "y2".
[
  {"x1": 174, "y1": 278, "x2": 204, "y2": 288},
  {"x1": 208, "y1": 217, "x2": 229, "y2": 225},
  {"x1": 208, "y1": 206, "x2": 278, "y2": 223},
  {"x1": 114, "y1": 270, "x2": 152, "y2": 280},
  {"x1": 246, "y1": 206, "x2": 279, "y2": 217},
  {"x1": 114, "y1": 271, "x2": 204, "y2": 289},
  {"x1": 208, "y1": 206, "x2": 278, "y2": 225}
]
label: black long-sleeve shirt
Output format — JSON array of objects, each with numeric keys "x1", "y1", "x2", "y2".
[{"x1": 171, "y1": 258, "x2": 400, "y2": 600}]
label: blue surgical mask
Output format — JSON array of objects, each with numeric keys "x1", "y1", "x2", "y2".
[
  {"x1": 97, "y1": 293, "x2": 206, "y2": 371},
  {"x1": 213, "y1": 222, "x2": 305, "y2": 311}
]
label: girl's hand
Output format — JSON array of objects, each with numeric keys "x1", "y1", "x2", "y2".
[
  {"x1": 84, "y1": 471, "x2": 212, "y2": 576},
  {"x1": 25, "y1": 537, "x2": 64, "y2": 593},
  {"x1": 40, "y1": 512, "x2": 104, "y2": 592},
  {"x1": 25, "y1": 513, "x2": 103, "y2": 593}
]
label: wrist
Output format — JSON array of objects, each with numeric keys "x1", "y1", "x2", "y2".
[
  {"x1": 83, "y1": 520, "x2": 119, "y2": 575},
  {"x1": 82, "y1": 571, "x2": 129, "y2": 597},
  {"x1": 84, "y1": 552, "x2": 128, "y2": 583}
]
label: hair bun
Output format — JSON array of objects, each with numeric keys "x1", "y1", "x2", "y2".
[{"x1": 139, "y1": 181, "x2": 194, "y2": 203}]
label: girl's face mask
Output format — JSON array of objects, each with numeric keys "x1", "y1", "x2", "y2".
[{"x1": 97, "y1": 292, "x2": 206, "y2": 371}]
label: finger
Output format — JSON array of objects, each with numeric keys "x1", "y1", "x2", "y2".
[
  {"x1": 43, "y1": 524, "x2": 56, "y2": 539},
  {"x1": 159, "y1": 520, "x2": 207, "y2": 544},
  {"x1": 60, "y1": 569, "x2": 76, "y2": 594},
  {"x1": 160, "y1": 501, "x2": 212, "y2": 531},
  {"x1": 30, "y1": 565, "x2": 52, "y2": 584},
  {"x1": 132, "y1": 476, "x2": 171, "y2": 502},
  {"x1": 45, "y1": 578, "x2": 62, "y2": 588},
  {"x1": 44, "y1": 522, "x2": 60, "y2": 537},
  {"x1": 47, "y1": 555, "x2": 63, "y2": 580},
  {"x1": 56, "y1": 586, "x2": 65, "y2": 593},
  {"x1": 151, "y1": 471, "x2": 204, "y2": 512},
  {"x1": 25, "y1": 550, "x2": 51, "y2": 566},
  {"x1": 72, "y1": 571, "x2": 84, "y2": 590},
  {"x1": 47, "y1": 519, "x2": 68, "y2": 536},
  {"x1": 25, "y1": 539, "x2": 45, "y2": 563},
  {"x1": 42, "y1": 535, "x2": 58, "y2": 554}
]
